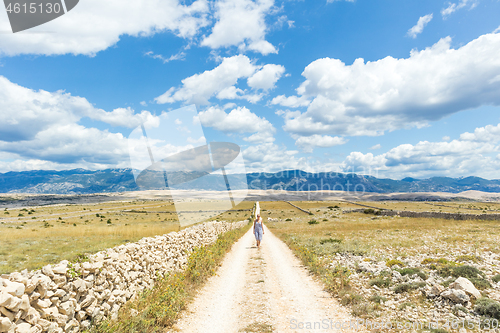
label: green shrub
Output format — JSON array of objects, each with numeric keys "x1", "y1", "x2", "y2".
[
  {"x1": 363, "y1": 209, "x2": 375, "y2": 214},
  {"x1": 369, "y1": 277, "x2": 391, "y2": 288},
  {"x1": 470, "y1": 278, "x2": 491, "y2": 290},
  {"x1": 456, "y1": 254, "x2": 481, "y2": 263},
  {"x1": 492, "y1": 274, "x2": 500, "y2": 283},
  {"x1": 386, "y1": 259, "x2": 405, "y2": 268},
  {"x1": 421, "y1": 257, "x2": 449, "y2": 265},
  {"x1": 398, "y1": 267, "x2": 428, "y2": 280},
  {"x1": 107, "y1": 219, "x2": 112, "y2": 224},
  {"x1": 351, "y1": 302, "x2": 374, "y2": 318},
  {"x1": 439, "y1": 265, "x2": 485, "y2": 281},
  {"x1": 319, "y1": 238, "x2": 342, "y2": 245},
  {"x1": 285, "y1": 218, "x2": 292, "y2": 221},
  {"x1": 369, "y1": 294, "x2": 387, "y2": 304},
  {"x1": 308, "y1": 219, "x2": 319, "y2": 225},
  {"x1": 475, "y1": 297, "x2": 500, "y2": 320},
  {"x1": 339, "y1": 291, "x2": 363, "y2": 306},
  {"x1": 393, "y1": 282, "x2": 426, "y2": 293}
]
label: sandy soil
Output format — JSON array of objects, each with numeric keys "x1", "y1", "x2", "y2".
[{"x1": 168, "y1": 226, "x2": 362, "y2": 333}]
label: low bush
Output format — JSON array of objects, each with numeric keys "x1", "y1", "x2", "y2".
[
  {"x1": 308, "y1": 219, "x2": 319, "y2": 225},
  {"x1": 475, "y1": 297, "x2": 500, "y2": 320},
  {"x1": 369, "y1": 294, "x2": 387, "y2": 304},
  {"x1": 386, "y1": 259, "x2": 405, "y2": 268},
  {"x1": 339, "y1": 291, "x2": 363, "y2": 306},
  {"x1": 351, "y1": 302, "x2": 375, "y2": 318},
  {"x1": 398, "y1": 267, "x2": 428, "y2": 280},
  {"x1": 393, "y1": 282, "x2": 426, "y2": 294},
  {"x1": 456, "y1": 254, "x2": 481, "y2": 263},
  {"x1": 492, "y1": 274, "x2": 500, "y2": 283},
  {"x1": 469, "y1": 278, "x2": 491, "y2": 290},
  {"x1": 437, "y1": 264, "x2": 485, "y2": 280},
  {"x1": 369, "y1": 277, "x2": 391, "y2": 288},
  {"x1": 319, "y1": 238, "x2": 342, "y2": 245}
]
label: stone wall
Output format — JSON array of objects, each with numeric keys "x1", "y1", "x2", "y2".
[
  {"x1": 346, "y1": 208, "x2": 500, "y2": 221},
  {"x1": 0, "y1": 220, "x2": 247, "y2": 333}
]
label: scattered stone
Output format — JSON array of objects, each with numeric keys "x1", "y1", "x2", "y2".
[{"x1": 449, "y1": 277, "x2": 481, "y2": 299}]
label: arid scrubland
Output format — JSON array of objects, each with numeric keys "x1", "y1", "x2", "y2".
[
  {"x1": 0, "y1": 200, "x2": 253, "y2": 274},
  {"x1": 264, "y1": 200, "x2": 500, "y2": 331}
]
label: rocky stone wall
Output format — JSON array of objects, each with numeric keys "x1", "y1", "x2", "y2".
[
  {"x1": 346, "y1": 208, "x2": 500, "y2": 221},
  {"x1": 0, "y1": 220, "x2": 247, "y2": 333}
]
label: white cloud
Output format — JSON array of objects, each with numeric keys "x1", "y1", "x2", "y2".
[
  {"x1": 155, "y1": 55, "x2": 256, "y2": 104},
  {"x1": 281, "y1": 33, "x2": 500, "y2": 138},
  {"x1": 407, "y1": 14, "x2": 433, "y2": 38},
  {"x1": 247, "y1": 64, "x2": 285, "y2": 90},
  {"x1": 197, "y1": 106, "x2": 275, "y2": 143},
  {"x1": 155, "y1": 55, "x2": 284, "y2": 105},
  {"x1": 295, "y1": 135, "x2": 347, "y2": 153},
  {"x1": 270, "y1": 95, "x2": 311, "y2": 108},
  {"x1": 145, "y1": 50, "x2": 186, "y2": 63},
  {"x1": 340, "y1": 125, "x2": 500, "y2": 179},
  {"x1": 441, "y1": 0, "x2": 478, "y2": 18},
  {"x1": 0, "y1": 75, "x2": 158, "y2": 169},
  {"x1": 460, "y1": 123, "x2": 500, "y2": 142},
  {"x1": 201, "y1": 0, "x2": 277, "y2": 55},
  {"x1": 0, "y1": 0, "x2": 209, "y2": 56},
  {"x1": 370, "y1": 144, "x2": 381, "y2": 150}
]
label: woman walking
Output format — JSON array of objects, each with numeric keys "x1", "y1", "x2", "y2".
[{"x1": 253, "y1": 214, "x2": 264, "y2": 248}]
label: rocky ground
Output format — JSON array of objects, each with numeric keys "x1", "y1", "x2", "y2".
[{"x1": 330, "y1": 248, "x2": 500, "y2": 331}]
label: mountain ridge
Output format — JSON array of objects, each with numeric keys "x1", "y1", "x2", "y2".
[{"x1": 0, "y1": 168, "x2": 499, "y2": 194}]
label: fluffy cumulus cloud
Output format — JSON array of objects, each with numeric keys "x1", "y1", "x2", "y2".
[
  {"x1": 441, "y1": 0, "x2": 478, "y2": 18},
  {"x1": 247, "y1": 64, "x2": 285, "y2": 90},
  {"x1": 340, "y1": 123, "x2": 500, "y2": 179},
  {"x1": 0, "y1": 76, "x2": 158, "y2": 171},
  {"x1": 155, "y1": 55, "x2": 284, "y2": 105},
  {"x1": 270, "y1": 95, "x2": 311, "y2": 108},
  {"x1": 197, "y1": 106, "x2": 275, "y2": 143},
  {"x1": 295, "y1": 135, "x2": 347, "y2": 153},
  {"x1": 0, "y1": 0, "x2": 209, "y2": 56},
  {"x1": 407, "y1": 14, "x2": 433, "y2": 38},
  {"x1": 201, "y1": 0, "x2": 277, "y2": 55},
  {"x1": 280, "y1": 32, "x2": 500, "y2": 138}
]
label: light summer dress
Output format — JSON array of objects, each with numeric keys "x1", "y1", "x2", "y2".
[{"x1": 254, "y1": 218, "x2": 263, "y2": 242}]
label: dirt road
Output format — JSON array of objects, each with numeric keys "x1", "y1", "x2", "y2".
[{"x1": 169, "y1": 225, "x2": 362, "y2": 333}]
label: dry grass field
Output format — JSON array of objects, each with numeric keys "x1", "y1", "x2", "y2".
[
  {"x1": 262, "y1": 200, "x2": 500, "y2": 256},
  {"x1": 0, "y1": 199, "x2": 254, "y2": 274},
  {"x1": 262, "y1": 200, "x2": 500, "y2": 330}
]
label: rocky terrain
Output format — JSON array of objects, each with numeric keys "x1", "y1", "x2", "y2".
[
  {"x1": 331, "y1": 249, "x2": 500, "y2": 330},
  {"x1": 0, "y1": 220, "x2": 247, "y2": 333},
  {"x1": 2, "y1": 168, "x2": 500, "y2": 195}
]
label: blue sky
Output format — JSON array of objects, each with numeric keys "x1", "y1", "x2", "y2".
[{"x1": 1, "y1": 0, "x2": 500, "y2": 179}]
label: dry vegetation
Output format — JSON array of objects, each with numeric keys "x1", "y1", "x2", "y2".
[
  {"x1": 263, "y1": 200, "x2": 500, "y2": 331},
  {"x1": 0, "y1": 199, "x2": 253, "y2": 274}
]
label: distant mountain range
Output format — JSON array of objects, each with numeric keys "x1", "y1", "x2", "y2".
[{"x1": 0, "y1": 168, "x2": 499, "y2": 194}]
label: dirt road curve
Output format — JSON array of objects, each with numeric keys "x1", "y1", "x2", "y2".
[{"x1": 169, "y1": 226, "x2": 362, "y2": 333}]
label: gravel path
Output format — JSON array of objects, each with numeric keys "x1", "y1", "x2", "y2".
[{"x1": 169, "y1": 226, "x2": 362, "y2": 332}]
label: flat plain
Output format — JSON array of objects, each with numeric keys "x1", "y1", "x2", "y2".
[{"x1": 0, "y1": 198, "x2": 253, "y2": 274}]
